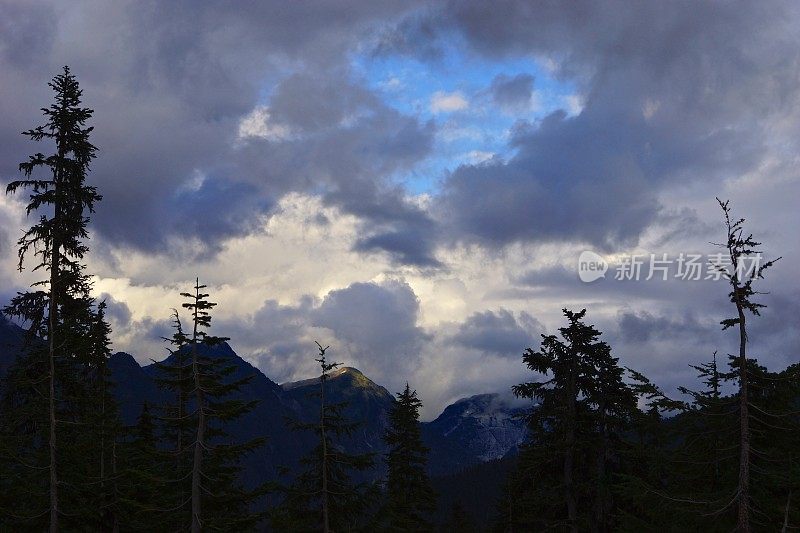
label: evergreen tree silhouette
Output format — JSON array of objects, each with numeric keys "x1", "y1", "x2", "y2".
[
  {"x1": 1, "y1": 65, "x2": 103, "y2": 532},
  {"x1": 511, "y1": 308, "x2": 637, "y2": 531},
  {"x1": 153, "y1": 279, "x2": 265, "y2": 531},
  {"x1": 381, "y1": 383, "x2": 436, "y2": 531},
  {"x1": 271, "y1": 342, "x2": 375, "y2": 532}
]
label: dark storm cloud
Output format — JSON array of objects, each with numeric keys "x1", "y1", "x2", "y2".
[
  {"x1": 268, "y1": 72, "x2": 379, "y2": 132},
  {"x1": 313, "y1": 280, "x2": 429, "y2": 368},
  {"x1": 0, "y1": 0, "x2": 56, "y2": 67},
  {"x1": 344, "y1": 187, "x2": 441, "y2": 267},
  {"x1": 0, "y1": 0, "x2": 432, "y2": 264},
  {"x1": 97, "y1": 293, "x2": 133, "y2": 328},
  {"x1": 746, "y1": 290, "x2": 800, "y2": 366},
  {"x1": 455, "y1": 309, "x2": 543, "y2": 356},
  {"x1": 372, "y1": 11, "x2": 446, "y2": 62},
  {"x1": 489, "y1": 73, "x2": 534, "y2": 112},
  {"x1": 381, "y1": 0, "x2": 800, "y2": 250},
  {"x1": 234, "y1": 71, "x2": 437, "y2": 265},
  {"x1": 439, "y1": 110, "x2": 663, "y2": 249},
  {"x1": 217, "y1": 297, "x2": 318, "y2": 382},
  {"x1": 354, "y1": 224, "x2": 441, "y2": 267},
  {"x1": 213, "y1": 281, "x2": 429, "y2": 385},
  {"x1": 5, "y1": 0, "x2": 796, "y2": 266},
  {"x1": 167, "y1": 178, "x2": 270, "y2": 255},
  {"x1": 617, "y1": 310, "x2": 716, "y2": 344}
]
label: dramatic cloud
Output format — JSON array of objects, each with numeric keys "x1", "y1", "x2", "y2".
[
  {"x1": 314, "y1": 280, "x2": 429, "y2": 375},
  {"x1": 1, "y1": 0, "x2": 798, "y2": 417},
  {"x1": 388, "y1": 0, "x2": 800, "y2": 252},
  {"x1": 0, "y1": 0, "x2": 431, "y2": 261},
  {"x1": 455, "y1": 309, "x2": 542, "y2": 356},
  {"x1": 210, "y1": 279, "x2": 431, "y2": 398},
  {"x1": 617, "y1": 310, "x2": 717, "y2": 344}
]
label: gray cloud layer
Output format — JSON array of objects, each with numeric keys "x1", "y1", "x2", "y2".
[
  {"x1": 1, "y1": 0, "x2": 798, "y2": 409},
  {"x1": 421, "y1": 0, "x2": 799, "y2": 251}
]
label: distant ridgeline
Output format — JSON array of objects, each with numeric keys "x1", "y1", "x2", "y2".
[{"x1": 0, "y1": 321, "x2": 527, "y2": 489}]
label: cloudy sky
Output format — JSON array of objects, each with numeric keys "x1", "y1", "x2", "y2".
[{"x1": 1, "y1": 0, "x2": 798, "y2": 417}]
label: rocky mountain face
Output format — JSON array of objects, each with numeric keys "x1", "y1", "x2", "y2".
[
  {"x1": 422, "y1": 393, "x2": 527, "y2": 476},
  {"x1": 0, "y1": 325, "x2": 528, "y2": 482}
]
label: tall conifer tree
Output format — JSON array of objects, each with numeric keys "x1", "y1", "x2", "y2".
[
  {"x1": 271, "y1": 342, "x2": 375, "y2": 532},
  {"x1": 153, "y1": 279, "x2": 264, "y2": 531},
  {"x1": 511, "y1": 309, "x2": 637, "y2": 531},
  {"x1": 381, "y1": 383, "x2": 436, "y2": 531},
  {"x1": 1, "y1": 66, "x2": 102, "y2": 532}
]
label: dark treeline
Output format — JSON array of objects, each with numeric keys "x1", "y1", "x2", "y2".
[{"x1": 0, "y1": 69, "x2": 798, "y2": 532}]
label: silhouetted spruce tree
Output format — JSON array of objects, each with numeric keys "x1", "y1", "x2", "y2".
[
  {"x1": 726, "y1": 357, "x2": 800, "y2": 530},
  {"x1": 76, "y1": 300, "x2": 123, "y2": 529},
  {"x1": 585, "y1": 340, "x2": 638, "y2": 531},
  {"x1": 153, "y1": 279, "x2": 264, "y2": 531},
  {"x1": 0, "y1": 65, "x2": 103, "y2": 532},
  {"x1": 658, "y1": 358, "x2": 798, "y2": 531},
  {"x1": 511, "y1": 309, "x2": 597, "y2": 531},
  {"x1": 619, "y1": 348, "x2": 800, "y2": 532},
  {"x1": 671, "y1": 352, "x2": 740, "y2": 527},
  {"x1": 511, "y1": 308, "x2": 637, "y2": 532},
  {"x1": 271, "y1": 342, "x2": 375, "y2": 532},
  {"x1": 380, "y1": 383, "x2": 436, "y2": 531}
]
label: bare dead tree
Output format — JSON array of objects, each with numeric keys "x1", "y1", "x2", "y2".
[{"x1": 713, "y1": 198, "x2": 781, "y2": 532}]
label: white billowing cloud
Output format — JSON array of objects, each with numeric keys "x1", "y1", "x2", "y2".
[
  {"x1": 87, "y1": 194, "x2": 390, "y2": 317},
  {"x1": 2, "y1": 186, "x2": 794, "y2": 418},
  {"x1": 237, "y1": 105, "x2": 294, "y2": 141},
  {"x1": 430, "y1": 90, "x2": 468, "y2": 113},
  {"x1": 52, "y1": 193, "x2": 571, "y2": 416}
]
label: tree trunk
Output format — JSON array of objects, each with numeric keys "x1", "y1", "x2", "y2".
[
  {"x1": 100, "y1": 367, "x2": 107, "y2": 528},
  {"x1": 48, "y1": 202, "x2": 61, "y2": 533},
  {"x1": 782, "y1": 491, "x2": 791, "y2": 533},
  {"x1": 48, "y1": 288, "x2": 58, "y2": 533},
  {"x1": 112, "y1": 439, "x2": 119, "y2": 533},
  {"x1": 320, "y1": 371, "x2": 330, "y2": 533},
  {"x1": 593, "y1": 403, "x2": 608, "y2": 533},
  {"x1": 564, "y1": 358, "x2": 578, "y2": 532},
  {"x1": 191, "y1": 333, "x2": 204, "y2": 533},
  {"x1": 736, "y1": 302, "x2": 750, "y2": 533},
  {"x1": 176, "y1": 357, "x2": 185, "y2": 533}
]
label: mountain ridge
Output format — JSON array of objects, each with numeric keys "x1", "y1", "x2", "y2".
[{"x1": 0, "y1": 328, "x2": 527, "y2": 481}]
